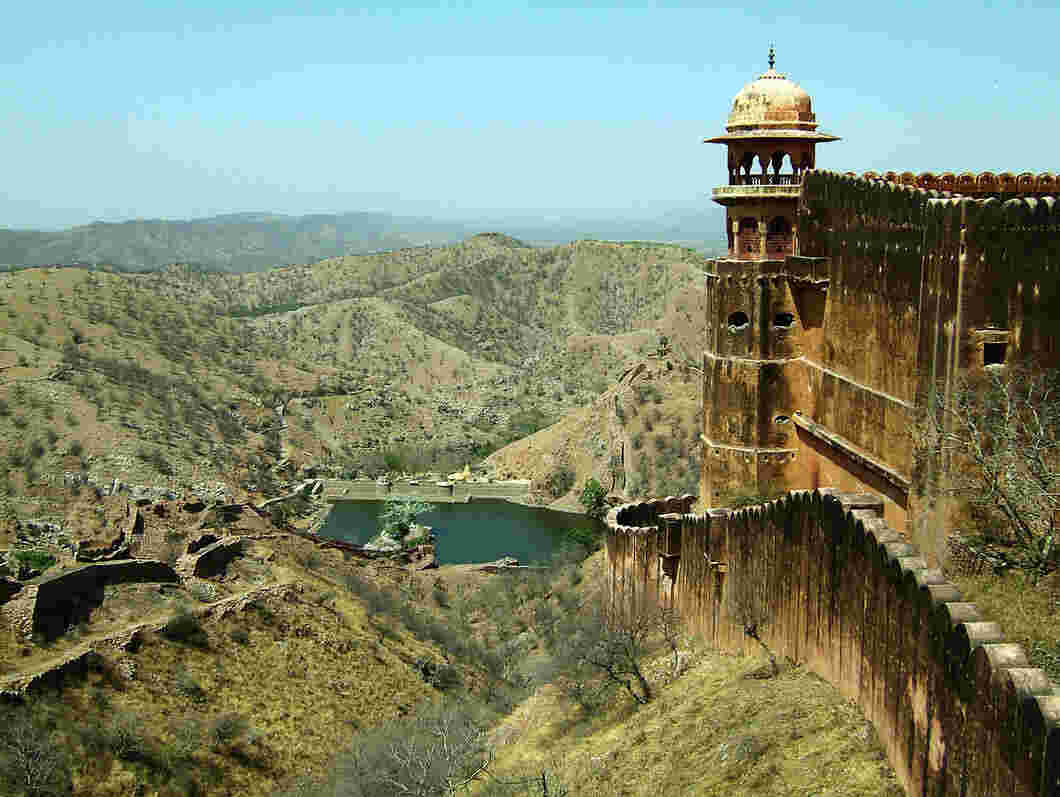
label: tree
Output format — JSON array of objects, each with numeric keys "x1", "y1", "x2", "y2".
[
  {"x1": 919, "y1": 365, "x2": 1060, "y2": 581},
  {"x1": 379, "y1": 498, "x2": 434, "y2": 539},
  {"x1": 578, "y1": 478, "x2": 608, "y2": 520},
  {"x1": 550, "y1": 594, "x2": 666, "y2": 706},
  {"x1": 0, "y1": 706, "x2": 71, "y2": 797},
  {"x1": 318, "y1": 702, "x2": 492, "y2": 797},
  {"x1": 727, "y1": 562, "x2": 779, "y2": 677}
]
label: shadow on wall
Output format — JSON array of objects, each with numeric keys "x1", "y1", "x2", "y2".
[{"x1": 606, "y1": 490, "x2": 1060, "y2": 797}]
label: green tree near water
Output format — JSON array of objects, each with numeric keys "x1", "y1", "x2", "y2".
[
  {"x1": 578, "y1": 478, "x2": 608, "y2": 520},
  {"x1": 379, "y1": 497, "x2": 434, "y2": 540}
]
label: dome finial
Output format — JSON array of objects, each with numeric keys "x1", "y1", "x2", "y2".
[{"x1": 768, "y1": 44, "x2": 775, "y2": 70}]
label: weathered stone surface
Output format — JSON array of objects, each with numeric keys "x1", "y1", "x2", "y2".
[
  {"x1": 606, "y1": 490, "x2": 1058, "y2": 797},
  {"x1": 29, "y1": 560, "x2": 179, "y2": 639},
  {"x1": 175, "y1": 536, "x2": 243, "y2": 578}
]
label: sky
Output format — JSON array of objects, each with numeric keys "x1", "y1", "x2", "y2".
[{"x1": 2, "y1": 1, "x2": 1058, "y2": 229}]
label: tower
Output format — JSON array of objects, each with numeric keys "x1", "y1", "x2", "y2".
[
  {"x1": 705, "y1": 47, "x2": 839, "y2": 259},
  {"x1": 700, "y1": 50, "x2": 839, "y2": 508}
]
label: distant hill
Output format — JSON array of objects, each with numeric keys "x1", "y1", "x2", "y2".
[
  {"x1": 0, "y1": 206, "x2": 725, "y2": 272},
  {"x1": 0, "y1": 212, "x2": 475, "y2": 273}
]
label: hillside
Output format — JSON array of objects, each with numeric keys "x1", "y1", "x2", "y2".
[
  {"x1": 0, "y1": 209, "x2": 726, "y2": 274},
  {"x1": 0, "y1": 234, "x2": 709, "y2": 540},
  {"x1": 0, "y1": 231, "x2": 905, "y2": 797},
  {"x1": 0, "y1": 212, "x2": 474, "y2": 273}
]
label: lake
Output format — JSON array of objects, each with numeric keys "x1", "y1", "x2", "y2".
[{"x1": 319, "y1": 499, "x2": 603, "y2": 565}]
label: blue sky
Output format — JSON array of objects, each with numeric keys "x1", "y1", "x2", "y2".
[{"x1": 2, "y1": 1, "x2": 1058, "y2": 228}]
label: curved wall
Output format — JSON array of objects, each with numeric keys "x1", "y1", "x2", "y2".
[{"x1": 606, "y1": 490, "x2": 1060, "y2": 797}]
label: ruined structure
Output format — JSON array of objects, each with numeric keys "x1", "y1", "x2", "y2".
[{"x1": 699, "y1": 52, "x2": 1060, "y2": 562}]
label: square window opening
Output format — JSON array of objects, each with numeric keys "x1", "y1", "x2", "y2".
[{"x1": 984, "y1": 342, "x2": 1006, "y2": 366}]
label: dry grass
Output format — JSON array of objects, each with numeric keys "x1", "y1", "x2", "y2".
[
  {"x1": 14, "y1": 539, "x2": 454, "y2": 796},
  {"x1": 950, "y1": 569, "x2": 1060, "y2": 682},
  {"x1": 485, "y1": 649, "x2": 902, "y2": 797}
]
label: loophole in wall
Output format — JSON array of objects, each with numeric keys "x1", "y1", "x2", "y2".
[{"x1": 727, "y1": 311, "x2": 749, "y2": 331}]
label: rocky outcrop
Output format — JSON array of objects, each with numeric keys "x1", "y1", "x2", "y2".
[{"x1": 0, "y1": 577, "x2": 22, "y2": 603}]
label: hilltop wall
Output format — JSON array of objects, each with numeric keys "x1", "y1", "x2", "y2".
[
  {"x1": 701, "y1": 172, "x2": 1060, "y2": 560},
  {"x1": 606, "y1": 490, "x2": 1060, "y2": 797}
]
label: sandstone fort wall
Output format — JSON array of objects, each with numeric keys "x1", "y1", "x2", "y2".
[
  {"x1": 703, "y1": 172, "x2": 1060, "y2": 561},
  {"x1": 606, "y1": 490, "x2": 1060, "y2": 797}
]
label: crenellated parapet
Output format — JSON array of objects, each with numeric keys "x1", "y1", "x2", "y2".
[
  {"x1": 852, "y1": 170, "x2": 1059, "y2": 197},
  {"x1": 606, "y1": 489, "x2": 1060, "y2": 796}
]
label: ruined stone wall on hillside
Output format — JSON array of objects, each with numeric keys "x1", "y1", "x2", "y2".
[{"x1": 606, "y1": 490, "x2": 1060, "y2": 797}]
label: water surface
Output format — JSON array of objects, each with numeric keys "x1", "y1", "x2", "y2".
[{"x1": 320, "y1": 499, "x2": 601, "y2": 564}]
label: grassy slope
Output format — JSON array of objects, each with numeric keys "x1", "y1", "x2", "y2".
[
  {"x1": 10, "y1": 537, "x2": 452, "y2": 797},
  {"x1": 480, "y1": 550, "x2": 901, "y2": 797},
  {"x1": 488, "y1": 653, "x2": 902, "y2": 797},
  {"x1": 0, "y1": 237, "x2": 702, "y2": 521}
]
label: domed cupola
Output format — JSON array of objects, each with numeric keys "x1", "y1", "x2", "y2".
[
  {"x1": 705, "y1": 47, "x2": 840, "y2": 260},
  {"x1": 726, "y1": 59, "x2": 816, "y2": 132}
]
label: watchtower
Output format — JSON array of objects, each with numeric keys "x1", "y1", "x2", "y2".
[
  {"x1": 700, "y1": 50, "x2": 840, "y2": 508},
  {"x1": 705, "y1": 47, "x2": 839, "y2": 258}
]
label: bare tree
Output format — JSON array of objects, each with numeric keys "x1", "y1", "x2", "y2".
[
  {"x1": 318, "y1": 702, "x2": 492, "y2": 797},
  {"x1": 727, "y1": 563, "x2": 779, "y2": 677},
  {"x1": 551, "y1": 594, "x2": 670, "y2": 706},
  {"x1": 920, "y1": 365, "x2": 1060, "y2": 581},
  {"x1": 0, "y1": 707, "x2": 71, "y2": 797}
]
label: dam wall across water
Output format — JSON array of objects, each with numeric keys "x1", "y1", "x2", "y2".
[{"x1": 322, "y1": 479, "x2": 532, "y2": 504}]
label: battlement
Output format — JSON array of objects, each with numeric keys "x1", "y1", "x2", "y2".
[
  {"x1": 606, "y1": 490, "x2": 1060, "y2": 796},
  {"x1": 839, "y1": 169, "x2": 1059, "y2": 197}
]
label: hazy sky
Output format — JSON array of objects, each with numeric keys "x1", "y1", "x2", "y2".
[{"x1": 2, "y1": 1, "x2": 1058, "y2": 229}]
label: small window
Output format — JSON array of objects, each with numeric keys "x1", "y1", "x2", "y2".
[
  {"x1": 727, "y1": 311, "x2": 749, "y2": 330},
  {"x1": 984, "y1": 342, "x2": 1006, "y2": 366},
  {"x1": 773, "y1": 415, "x2": 790, "y2": 424},
  {"x1": 773, "y1": 312, "x2": 795, "y2": 327}
]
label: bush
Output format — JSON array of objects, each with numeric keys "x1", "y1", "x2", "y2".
[
  {"x1": 544, "y1": 466, "x2": 576, "y2": 498},
  {"x1": 13, "y1": 550, "x2": 56, "y2": 573},
  {"x1": 163, "y1": 609, "x2": 208, "y2": 647},
  {"x1": 579, "y1": 478, "x2": 608, "y2": 520},
  {"x1": 175, "y1": 671, "x2": 208, "y2": 702},
  {"x1": 230, "y1": 628, "x2": 251, "y2": 645},
  {"x1": 0, "y1": 705, "x2": 73, "y2": 797},
  {"x1": 210, "y1": 713, "x2": 249, "y2": 747}
]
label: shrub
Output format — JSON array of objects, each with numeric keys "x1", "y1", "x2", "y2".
[
  {"x1": 175, "y1": 671, "x2": 207, "y2": 702},
  {"x1": 210, "y1": 713, "x2": 249, "y2": 747},
  {"x1": 14, "y1": 550, "x2": 56, "y2": 573},
  {"x1": 163, "y1": 609, "x2": 208, "y2": 647},
  {"x1": 544, "y1": 466, "x2": 576, "y2": 498},
  {"x1": 12, "y1": 415, "x2": 27, "y2": 429},
  {"x1": 0, "y1": 398, "x2": 8, "y2": 416},
  {"x1": 579, "y1": 478, "x2": 608, "y2": 520},
  {"x1": 230, "y1": 628, "x2": 250, "y2": 645}
]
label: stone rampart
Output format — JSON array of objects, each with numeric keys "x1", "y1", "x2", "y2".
[
  {"x1": 18, "y1": 560, "x2": 179, "y2": 640},
  {"x1": 175, "y1": 536, "x2": 243, "y2": 578},
  {"x1": 775, "y1": 171, "x2": 1060, "y2": 558},
  {"x1": 606, "y1": 489, "x2": 1060, "y2": 797}
]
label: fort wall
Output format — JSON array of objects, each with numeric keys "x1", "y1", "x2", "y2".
[
  {"x1": 606, "y1": 490, "x2": 1060, "y2": 797},
  {"x1": 703, "y1": 171, "x2": 1060, "y2": 559}
]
